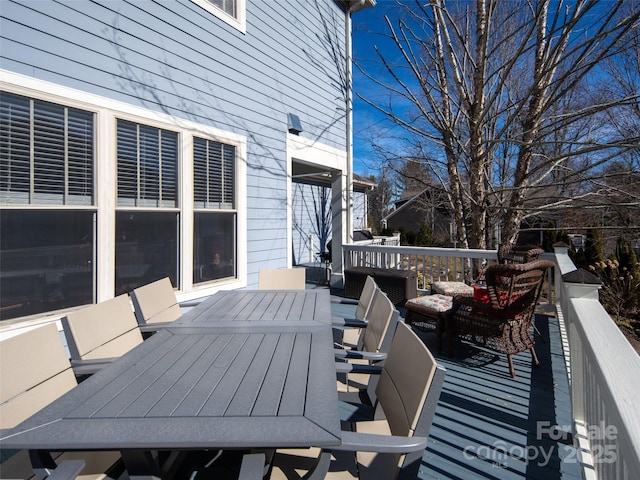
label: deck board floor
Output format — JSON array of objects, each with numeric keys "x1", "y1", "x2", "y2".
[{"x1": 328, "y1": 287, "x2": 582, "y2": 480}]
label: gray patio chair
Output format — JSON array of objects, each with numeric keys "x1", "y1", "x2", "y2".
[
  {"x1": 332, "y1": 275, "x2": 379, "y2": 347},
  {"x1": 334, "y1": 288, "x2": 399, "y2": 397},
  {"x1": 62, "y1": 293, "x2": 144, "y2": 375},
  {"x1": 270, "y1": 322, "x2": 446, "y2": 480},
  {"x1": 130, "y1": 277, "x2": 200, "y2": 332},
  {"x1": 258, "y1": 268, "x2": 306, "y2": 290},
  {"x1": 0, "y1": 323, "x2": 123, "y2": 480}
]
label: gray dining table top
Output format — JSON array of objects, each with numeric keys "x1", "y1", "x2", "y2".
[
  {"x1": 1, "y1": 291, "x2": 341, "y2": 453},
  {"x1": 175, "y1": 289, "x2": 333, "y2": 326}
]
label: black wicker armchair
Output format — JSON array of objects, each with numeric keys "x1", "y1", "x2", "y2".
[{"x1": 448, "y1": 259, "x2": 555, "y2": 378}]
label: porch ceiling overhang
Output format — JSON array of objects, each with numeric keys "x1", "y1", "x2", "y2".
[
  {"x1": 292, "y1": 161, "x2": 333, "y2": 186},
  {"x1": 292, "y1": 162, "x2": 376, "y2": 192}
]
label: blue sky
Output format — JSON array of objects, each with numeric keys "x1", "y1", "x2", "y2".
[
  {"x1": 352, "y1": 1, "x2": 404, "y2": 178},
  {"x1": 349, "y1": 1, "x2": 627, "y2": 179}
]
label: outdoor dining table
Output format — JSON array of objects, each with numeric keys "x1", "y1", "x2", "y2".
[
  {"x1": 0, "y1": 290, "x2": 340, "y2": 479},
  {"x1": 175, "y1": 289, "x2": 333, "y2": 327}
]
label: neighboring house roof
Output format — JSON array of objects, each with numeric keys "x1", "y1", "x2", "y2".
[
  {"x1": 353, "y1": 173, "x2": 377, "y2": 191},
  {"x1": 382, "y1": 188, "x2": 429, "y2": 222},
  {"x1": 398, "y1": 190, "x2": 422, "y2": 202}
]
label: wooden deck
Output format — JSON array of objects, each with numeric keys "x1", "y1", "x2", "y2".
[{"x1": 327, "y1": 287, "x2": 583, "y2": 480}]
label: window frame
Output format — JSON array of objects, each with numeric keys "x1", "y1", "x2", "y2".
[
  {"x1": 1, "y1": 90, "x2": 99, "y2": 321},
  {"x1": 190, "y1": 0, "x2": 247, "y2": 33},
  {"x1": 192, "y1": 136, "x2": 238, "y2": 285}
]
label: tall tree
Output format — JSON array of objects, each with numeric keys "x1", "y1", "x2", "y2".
[
  {"x1": 367, "y1": 169, "x2": 395, "y2": 232},
  {"x1": 357, "y1": 0, "x2": 640, "y2": 248}
]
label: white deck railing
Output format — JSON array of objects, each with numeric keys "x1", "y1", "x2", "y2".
[
  {"x1": 343, "y1": 244, "x2": 498, "y2": 287},
  {"x1": 342, "y1": 243, "x2": 555, "y2": 301},
  {"x1": 553, "y1": 245, "x2": 640, "y2": 480},
  {"x1": 340, "y1": 242, "x2": 640, "y2": 479}
]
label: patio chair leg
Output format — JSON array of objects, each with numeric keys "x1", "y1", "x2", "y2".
[
  {"x1": 530, "y1": 347, "x2": 540, "y2": 367},
  {"x1": 507, "y1": 355, "x2": 516, "y2": 378}
]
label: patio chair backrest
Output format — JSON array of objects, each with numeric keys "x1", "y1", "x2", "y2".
[
  {"x1": 355, "y1": 275, "x2": 378, "y2": 321},
  {"x1": 364, "y1": 321, "x2": 445, "y2": 478},
  {"x1": 485, "y1": 259, "x2": 555, "y2": 310},
  {"x1": 0, "y1": 323, "x2": 123, "y2": 479},
  {"x1": 359, "y1": 288, "x2": 398, "y2": 356},
  {"x1": 62, "y1": 294, "x2": 143, "y2": 361},
  {"x1": 258, "y1": 268, "x2": 306, "y2": 290},
  {"x1": 0, "y1": 323, "x2": 77, "y2": 430},
  {"x1": 130, "y1": 277, "x2": 182, "y2": 326},
  {"x1": 376, "y1": 321, "x2": 441, "y2": 438}
]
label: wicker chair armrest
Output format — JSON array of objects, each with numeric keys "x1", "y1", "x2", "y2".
[
  {"x1": 486, "y1": 259, "x2": 555, "y2": 276},
  {"x1": 498, "y1": 244, "x2": 545, "y2": 263},
  {"x1": 450, "y1": 294, "x2": 507, "y2": 313}
]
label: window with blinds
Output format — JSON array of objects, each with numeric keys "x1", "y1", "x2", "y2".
[
  {"x1": 193, "y1": 136, "x2": 237, "y2": 285},
  {"x1": 193, "y1": 136, "x2": 235, "y2": 209},
  {"x1": 0, "y1": 91, "x2": 94, "y2": 205},
  {"x1": 116, "y1": 119, "x2": 178, "y2": 208}
]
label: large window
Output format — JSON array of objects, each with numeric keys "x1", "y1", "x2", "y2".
[
  {"x1": 1, "y1": 92, "x2": 95, "y2": 320},
  {"x1": 115, "y1": 119, "x2": 179, "y2": 294},
  {"x1": 1, "y1": 78, "x2": 245, "y2": 324},
  {"x1": 193, "y1": 137, "x2": 237, "y2": 284}
]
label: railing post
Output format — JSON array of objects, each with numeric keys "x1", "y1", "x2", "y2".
[
  {"x1": 553, "y1": 243, "x2": 579, "y2": 316},
  {"x1": 561, "y1": 267, "x2": 602, "y2": 414},
  {"x1": 562, "y1": 269, "x2": 601, "y2": 300}
]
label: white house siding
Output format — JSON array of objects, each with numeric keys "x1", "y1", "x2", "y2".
[
  {"x1": 0, "y1": 0, "x2": 351, "y2": 328},
  {"x1": 352, "y1": 190, "x2": 367, "y2": 230}
]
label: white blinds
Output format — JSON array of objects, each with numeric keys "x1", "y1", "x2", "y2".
[
  {"x1": 193, "y1": 136, "x2": 235, "y2": 209},
  {"x1": 0, "y1": 91, "x2": 94, "y2": 205},
  {"x1": 116, "y1": 119, "x2": 178, "y2": 208}
]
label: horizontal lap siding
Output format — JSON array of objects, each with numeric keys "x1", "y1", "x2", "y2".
[{"x1": 1, "y1": 0, "x2": 348, "y2": 281}]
